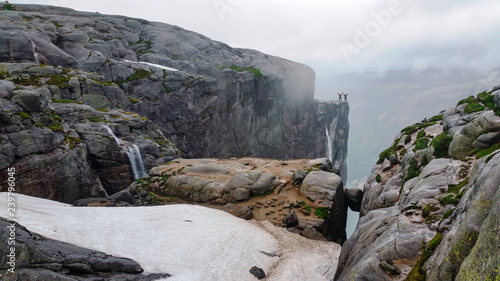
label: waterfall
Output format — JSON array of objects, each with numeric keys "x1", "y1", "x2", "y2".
[
  {"x1": 325, "y1": 127, "x2": 333, "y2": 163},
  {"x1": 104, "y1": 125, "x2": 122, "y2": 145},
  {"x1": 103, "y1": 125, "x2": 147, "y2": 180},
  {"x1": 25, "y1": 35, "x2": 40, "y2": 64},
  {"x1": 126, "y1": 144, "x2": 148, "y2": 180}
]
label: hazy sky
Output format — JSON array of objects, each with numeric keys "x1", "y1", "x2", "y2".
[{"x1": 12, "y1": 0, "x2": 500, "y2": 77}]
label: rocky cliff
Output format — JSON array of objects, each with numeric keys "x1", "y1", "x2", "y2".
[
  {"x1": 0, "y1": 3, "x2": 349, "y2": 202},
  {"x1": 335, "y1": 87, "x2": 500, "y2": 280}
]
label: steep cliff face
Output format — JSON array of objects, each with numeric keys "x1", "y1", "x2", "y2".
[
  {"x1": 0, "y1": 3, "x2": 349, "y2": 186},
  {"x1": 0, "y1": 63, "x2": 180, "y2": 203},
  {"x1": 335, "y1": 87, "x2": 500, "y2": 280}
]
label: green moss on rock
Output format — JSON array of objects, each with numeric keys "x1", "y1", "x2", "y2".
[{"x1": 431, "y1": 132, "x2": 453, "y2": 158}]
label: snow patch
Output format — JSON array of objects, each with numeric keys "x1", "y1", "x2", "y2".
[
  {"x1": 0, "y1": 193, "x2": 340, "y2": 281},
  {"x1": 123, "y1": 59, "x2": 179, "y2": 72}
]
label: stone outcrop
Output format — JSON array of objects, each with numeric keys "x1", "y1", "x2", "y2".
[
  {"x1": 97, "y1": 157, "x2": 349, "y2": 243},
  {"x1": 0, "y1": 218, "x2": 170, "y2": 280},
  {"x1": 0, "y1": 3, "x2": 350, "y2": 183},
  {"x1": 334, "y1": 87, "x2": 500, "y2": 280}
]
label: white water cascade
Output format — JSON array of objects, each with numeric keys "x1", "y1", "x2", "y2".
[
  {"x1": 25, "y1": 35, "x2": 40, "y2": 64},
  {"x1": 103, "y1": 125, "x2": 147, "y2": 180},
  {"x1": 325, "y1": 126, "x2": 333, "y2": 163}
]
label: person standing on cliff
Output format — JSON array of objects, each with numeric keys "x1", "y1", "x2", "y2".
[
  {"x1": 338, "y1": 92, "x2": 342, "y2": 102},
  {"x1": 343, "y1": 93, "x2": 349, "y2": 101}
]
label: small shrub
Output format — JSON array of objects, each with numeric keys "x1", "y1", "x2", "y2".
[
  {"x1": 376, "y1": 174, "x2": 382, "y2": 183},
  {"x1": 315, "y1": 207, "x2": 330, "y2": 219},
  {"x1": 1, "y1": 3, "x2": 15, "y2": 10}
]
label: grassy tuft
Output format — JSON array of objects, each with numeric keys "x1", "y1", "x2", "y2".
[
  {"x1": 447, "y1": 177, "x2": 469, "y2": 194},
  {"x1": 16, "y1": 112, "x2": 31, "y2": 119},
  {"x1": 315, "y1": 207, "x2": 330, "y2": 219},
  {"x1": 404, "y1": 158, "x2": 420, "y2": 183},
  {"x1": 430, "y1": 132, "x2": 453, "y2": 158},
  {"x1": 413, "y1": 137, "x2": 429, "y2": 152}
]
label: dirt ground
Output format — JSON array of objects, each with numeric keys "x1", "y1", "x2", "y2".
[{"x1": 150, "y1": 157, "x2": 330, "y2": 229}]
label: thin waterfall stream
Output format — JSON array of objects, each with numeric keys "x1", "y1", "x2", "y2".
[
  {"x1": 325, "y1": 126, "x2": 333, "y2": 163},
  {"x1": 103, "y1": 125, "x2": 147, "y2": 180}
]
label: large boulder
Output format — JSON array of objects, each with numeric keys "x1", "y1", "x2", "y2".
[
  {"x1": 300, "y1": 171, "x2": 347, "y2": 244},
  {"x1": 345, "y1": 188, "x2": 363, "y2": 212},
  {"x1": 250, "y1": 173, "x2": 277, "y2": 195},
  {"x1": 300, "y1": 171, "x2": 343, "y2": 205},
  {"x1": 0, "y1": 219, "x2": 170, "y2": 280},
  {"x1": 448, "y1": 111, "x2": 500, "y2": 158}
]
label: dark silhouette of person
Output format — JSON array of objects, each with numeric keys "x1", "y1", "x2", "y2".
[{"x1": 343, "y1": 93, "x2": 349, "y2": 101}]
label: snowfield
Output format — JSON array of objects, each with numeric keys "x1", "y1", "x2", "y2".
[
  {"x1": 123, "y1": 59, "x2": 179, "y2": 72},
  {"x1": 0, "y1": 193, "x2": 340, "y2": 281}
]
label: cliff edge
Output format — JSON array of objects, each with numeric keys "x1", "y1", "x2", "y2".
[
  {"x1": 335, "y1": 87, "x2": 500, "y2": 280},
  {"x1": 0, "y1": 3, "x2": 349, "y2": 201}
]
